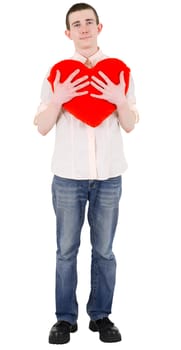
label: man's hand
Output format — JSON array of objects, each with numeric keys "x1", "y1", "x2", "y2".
[
  {"x1": 51, "y1": 69, "x2": 89, "y2": 106},
  {"x1": 90, "y1": 71, "x2": 137, "y2": 132},
  {"x1": 90, "y1": 71, "x2": 126, "y2": 107}
]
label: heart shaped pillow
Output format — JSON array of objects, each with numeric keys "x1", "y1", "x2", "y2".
[{"x1": 47, "y1": 58, "x2": 130, "y2": 127}]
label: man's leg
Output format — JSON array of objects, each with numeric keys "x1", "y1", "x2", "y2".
[
  {"x1": 87, "y1": 176, "x2": 122, "y2": 342},
  {"x1": 52, "y1": 176, "x2": 87, "y2": 324},
  {"x1": 49, "y1": 176, "x2": 88, "y2": 344}
]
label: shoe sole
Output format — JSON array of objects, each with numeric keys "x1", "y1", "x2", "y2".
[
  {"x1": 89, "y1": 321, "x2": 122, "y2": 343},
  {"x1": 49, "y1": 334, "x2": 70, "y2": 344}
]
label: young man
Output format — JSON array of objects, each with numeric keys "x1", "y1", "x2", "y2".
[{"x1": 34, "y1": 2, "x2": 139, "y2": 344}]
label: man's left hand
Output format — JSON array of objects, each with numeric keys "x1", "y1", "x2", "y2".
[{"x1": 90, "y1": 71, "x2": 126, "y2": 106}]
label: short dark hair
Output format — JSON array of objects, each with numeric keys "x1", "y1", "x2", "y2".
[{"x1": 66, "y1": 3, "x2": 99, "y2": 30}]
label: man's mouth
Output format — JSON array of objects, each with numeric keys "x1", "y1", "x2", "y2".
[{"x1": 80, "y1": 36, "x2": 92, "y2": 40}]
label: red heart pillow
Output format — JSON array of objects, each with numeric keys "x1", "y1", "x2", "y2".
[{"x1": 47, "y1": 58, "x2": 130, "y2": 127}]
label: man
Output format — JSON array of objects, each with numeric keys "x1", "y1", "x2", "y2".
[{"x1": 34, "y1": 2, "x2": 139, "y2": 344}]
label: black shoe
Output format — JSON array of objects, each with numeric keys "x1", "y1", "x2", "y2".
[
  {"x1": 89, "y1": 317, "x2": 122, "y2": 343},
  {"x1": 48, "y1": 320, "x2": 78, "y2": 344}
]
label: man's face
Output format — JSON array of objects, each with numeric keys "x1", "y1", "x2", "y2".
[{"x1": 65, "y1": 9, "x2": 102, "y2": 50}]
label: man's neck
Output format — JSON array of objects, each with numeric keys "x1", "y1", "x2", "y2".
[{"x1": 76, "y1": 46, "x2": 99, "y2": 59}]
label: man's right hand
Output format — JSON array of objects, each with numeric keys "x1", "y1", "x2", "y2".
[{"x1": 51, "y1": 69, "x2": 89, "y2": 106}]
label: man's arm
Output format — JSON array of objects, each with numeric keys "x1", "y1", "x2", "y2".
[
  {"x1": 116, "y1": 100, "x2": 138, "y2": 133},
  {"x1": 34, "y1": 102, "x2": 62, "y2": 136},
  {"x1": 34, "y1": 69, "x2": 89, "y2": 136},
  {"x1": 90, "y1": 71, "x2": 139, "y2": 133}
]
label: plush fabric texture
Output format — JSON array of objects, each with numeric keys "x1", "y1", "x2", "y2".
[{"x1": 47, "y1": 58, "x2": 130, "y2": 127}]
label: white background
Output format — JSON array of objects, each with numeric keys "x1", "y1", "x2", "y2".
[{"x1": 0, "y1": 0, "x2": 181, "y2": 349}]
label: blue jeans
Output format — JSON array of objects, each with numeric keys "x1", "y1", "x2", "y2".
[{"x1": 52, "y1": 175, "x2": 122, "y2": 324}]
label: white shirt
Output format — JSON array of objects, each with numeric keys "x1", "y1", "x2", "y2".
[{"x1": 38, "y1": 49, "x2": 138, "y2": 180}]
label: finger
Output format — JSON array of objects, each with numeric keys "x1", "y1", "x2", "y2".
[
  {"x1": 53, "y1": 70, "x2": 61, "y2": 88},
  {"x1": 75, "y1": 81, "x2": 90, "y2": 91},
  {"x1": 97, "y1": 70, "x2": 111, "y2": 84},
  {"x1": 119, "y1": 71, "x2": 125, "y2": 84},
  {"x1": 73, "y1": 75, "x2": 89, "y2": 86},
  {"x1": 90, "y1": 81, "x2": 104, "y2": 92},
  {"x1": 75, "y1": 90, "x2": 89, "y2": 96},
  {"x1": 119, "y1": 71, "x2": 126, "y2": 94},
  {"x1": 66, "y1": 69, "x2": 81, "y2": 82},
  {"x1": 91, "y1": 76, "x2": 106, "y2": 88},
  {"x1": 90, "y1": 93, "x2": 103, "y2": 99}
]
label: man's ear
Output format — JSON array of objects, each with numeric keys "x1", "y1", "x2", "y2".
[
  {"x1": 65, "y1": 30, "x2": 72, "y2": 40},
  {"x1": 97, "y1": 23, "x2": 103, "y2": 34}
]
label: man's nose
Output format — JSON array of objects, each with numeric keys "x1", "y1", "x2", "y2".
[{"x1": 80, "y1": 25, "x2": 88, "y2": 33}]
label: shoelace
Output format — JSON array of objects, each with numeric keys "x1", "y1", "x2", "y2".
[
  {"x1": 96, "y1": 317, "x2": 114, "y2": 330},
  {"x1": 55, "y1": 320, "x2": 71, "y2": 331}
]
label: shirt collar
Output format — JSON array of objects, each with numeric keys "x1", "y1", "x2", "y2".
[{"x1": 71, "y1": 48, "x2": 106, "y2": 66}]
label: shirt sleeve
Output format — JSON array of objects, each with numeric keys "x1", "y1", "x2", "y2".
[
  {"x1": 126, "y1": 74, "x2": 139, "y2": 123},
  {"x1": 36, "y1": 69, "x2": 53, "y2": 115}
]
